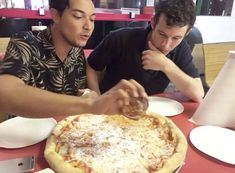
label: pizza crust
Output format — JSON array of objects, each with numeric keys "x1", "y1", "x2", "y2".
[
  {"x1": 44, "y1": 113, "x2": 187, "y2": 173},
  {"x1": 149, "y1": 113, "x2": 187, "y2": 173}
]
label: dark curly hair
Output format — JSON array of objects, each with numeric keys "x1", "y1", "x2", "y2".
[
  {"x1": 154, "y1": 0, "x2": 196, "y2": 30},
  {"x1": 49, "y1": 0, "x2": 70, "y2": 15},
  {"x1": 49, "y1": 0, "x2": 95, "y2": 15}
]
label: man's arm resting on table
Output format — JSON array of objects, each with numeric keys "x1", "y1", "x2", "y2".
[
  {"x1": 142, "y1": 45, "x2": 204, "y2": 102},
  {"x1": 86, "y1": 63, "x2": 103, "y2": 95},
  {"x1": 163, "y1": 61, "x2": 204, "y2": 102},
  {"x1": 0, "y1": 75, "x2": 93, "y2": 118}
]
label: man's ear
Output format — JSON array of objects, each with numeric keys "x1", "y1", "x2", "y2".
[{"x1": 50, "y1": 8, "x2": 60, "y2": 24}]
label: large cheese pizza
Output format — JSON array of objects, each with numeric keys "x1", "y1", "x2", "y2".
[{"x1": 44, "y1": 113, "x2": 187, "y2": 173}]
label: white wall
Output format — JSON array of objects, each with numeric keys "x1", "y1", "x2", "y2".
[{"x1": 195, "y1": 1, "x2": 235, "y2": 43}]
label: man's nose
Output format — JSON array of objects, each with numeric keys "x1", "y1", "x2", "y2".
[
  {"x1": 83, "y1": 18, "x2": 93, "y2": 31},
  {"x1": 161, "y1": 38, "x2": 172, "y2": 50}
]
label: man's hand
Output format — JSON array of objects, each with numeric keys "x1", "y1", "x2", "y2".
[
  {"x1": 89, "y1": 79, "x2": 148, "y2": 115},
  {"x1": 141, "y1": 41, "x2": 170, "y2": 71}
]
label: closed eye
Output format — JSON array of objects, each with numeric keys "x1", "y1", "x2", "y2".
[
  {"x1": 159, "y1": 33, "x2": 168, "y2": 39},
  {"x1": 73, "y1": 15, "x2": 82, "y2": 19},
  {"x1": 172, "y1": 36, "x2": 182, "y2": 41}
]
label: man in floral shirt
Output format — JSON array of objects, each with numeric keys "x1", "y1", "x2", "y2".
[{"x1": 0, "y1": 0, "x2": 147, "y2": 120}]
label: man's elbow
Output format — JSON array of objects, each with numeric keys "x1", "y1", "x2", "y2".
[{"x1": 192, "y1": 90, "x2": 205, "y2": 102}]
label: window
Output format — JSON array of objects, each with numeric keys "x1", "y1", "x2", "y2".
[{"x1": 196, "y1": 0, "x2": 234, "y2": 16}]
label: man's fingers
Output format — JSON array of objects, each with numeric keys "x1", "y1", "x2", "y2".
[
  {"x1": 99, "y1": 79, "x2": 148, "y2": 115},
  {"x1": 111, "y1": 79, "x2": 136, "y2": 95},
  {"x1": 104, "y1": 88, "x2": 130, "y2": 106},
  {"x1": 128, "y1": 79, "x2": 148, "y2": 98},
  {"x1": 113, "y1": 79, "x2": 147, "y2": 98}
]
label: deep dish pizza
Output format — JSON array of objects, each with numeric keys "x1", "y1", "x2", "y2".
[{"x1": 44, "y1": 113, "x2": 187, "y2": 173}]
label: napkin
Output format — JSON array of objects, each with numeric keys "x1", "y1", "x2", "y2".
[{"x1": 191, "y1": 51, "x2": 235, "y2": 129}]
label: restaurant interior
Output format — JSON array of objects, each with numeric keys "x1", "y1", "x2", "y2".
[{"x1": 0, "y1": 0, "x2": 235, "y2": 173}]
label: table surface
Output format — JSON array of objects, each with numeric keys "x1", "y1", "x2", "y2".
[{"x1": 0, "y1": 95, "x2": 235, "y2": 173}]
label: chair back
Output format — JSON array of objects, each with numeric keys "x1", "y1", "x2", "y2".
[
  {"x1": 203, "y1": 42, "x2": 235, "y2": 87},
  {"x1": 185, "y1": 26, "x2": 203, "y2": 51}
]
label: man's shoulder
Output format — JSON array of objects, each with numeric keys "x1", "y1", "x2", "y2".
[
  {"x1": 12, "y1": 31, "x2": 36, "y2": 40},
  {"x1": 10, "y1": 30, "x2": 45, "y2": 49},
  {"x1": 11, "y1": 30, "x2": 45, "y2": 45}
]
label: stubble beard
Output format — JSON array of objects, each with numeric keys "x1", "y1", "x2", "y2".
[{"x1": 61, "y1": 32, "x2": 85, "y2": 48}]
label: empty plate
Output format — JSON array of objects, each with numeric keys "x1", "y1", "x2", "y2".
[
  {"x1": 0, "y1": 117, "x2": 57, "y2": 148},
  {"x1": 190, "y1": 125, "x2": 235, "y2": 165},
  {"x1": 147, "y1": 96, "x2": 184, "y2": 116}
]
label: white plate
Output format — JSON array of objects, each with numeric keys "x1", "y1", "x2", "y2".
[
  {"x1": 189, "y1": 125, "x2": 235, "y2": 165},
  {"x1": 0, "y1": 117, "x2": 57, "y2": 148},
  {"x1": 147, "y1": 96, "x2": 184, "y2": 116}
]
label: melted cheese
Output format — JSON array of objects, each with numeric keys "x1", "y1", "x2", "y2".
[{"x1": 58, "y1": 114, "x2": 176, "y2": 173}]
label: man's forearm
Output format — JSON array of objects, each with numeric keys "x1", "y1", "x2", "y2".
[
  {"x1": 163, "y1": 61, "x2": 204, "y2": 102},
  {"x1": 0, "y1": 75, "x2": 90, "y2": 118}
]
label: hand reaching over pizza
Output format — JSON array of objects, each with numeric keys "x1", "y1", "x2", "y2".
[
  {"x1": 122, "y1": 96, "x2": 148, "y2": 119},
  {"x1": 44, "y1": 112, "x2": 187, "y2": 173}
]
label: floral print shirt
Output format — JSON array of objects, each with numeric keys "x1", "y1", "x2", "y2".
[{"x1": 0, "y1": 27, "x2": 87, "y2": 96}]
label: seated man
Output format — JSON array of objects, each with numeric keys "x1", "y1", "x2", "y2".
[
  {"x1": 87, "y1": 0, "x2": 204, "y2": 102},
  {"x1": 0, "y1": 0, "x2": 147, "y2": 119}
]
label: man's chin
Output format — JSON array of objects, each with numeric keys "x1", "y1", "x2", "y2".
[{"x1": 73, "y1": 41, "x2": 87, "y2": 48}]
